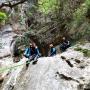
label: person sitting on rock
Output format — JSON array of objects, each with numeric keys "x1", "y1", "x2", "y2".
[
  {"x1": 49, "y1": 44, "x2": 56, "y2": 56},
  {"x1": 30, "y1": 43, "x2": 41, "y2": 61},
  {"x1": 60, "y1": 37, "x2": 71, "y2": 52},
  {"x1": 24, "y1": 43, "x2": 41, "y2": 67}
]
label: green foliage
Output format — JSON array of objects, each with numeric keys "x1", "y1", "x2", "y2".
[
  {"x1": 74, "y1": 47, "x2": 82, "y2": 51},
  {"x1": 0, "y1": 11, "x2": 7, "y2": 23},
  {"x1": 73, "y1": 4, "x2": 87, "y2": 26},
  {"x1": 38, "y1": 0, "x2": 59, "y2": 14},
  {"x1": 74, "y1": 47, "x2": 90, "y2": 57},
  {"x1": 86, "y1": 0, "x2": 90, "y2": 7},
  {"x1": 73, "y1": 0, "x2": 90, "y2": 26},
  {"x1": 15, "y1": 32, "x2": 31, "y2": 48}
]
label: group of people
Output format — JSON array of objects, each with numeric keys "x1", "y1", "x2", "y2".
[
  {"x1": 24, "y1": 37, "x2": 71, "y2": 67},
  {"x1": 49, "y1": 37, "x2": 71, "y2": 56}
]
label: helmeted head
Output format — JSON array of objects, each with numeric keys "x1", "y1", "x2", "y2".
[
  {"x1": 30, "y1": 43, "x2": 33, "y2": 47},
  {"x1": 49, "y1": 44, "x2": 53, "y2": 48},
  {"x1": 62, "y1": 37, "x2": 66, "y2": 40}
]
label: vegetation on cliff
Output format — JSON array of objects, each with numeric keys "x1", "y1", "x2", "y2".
[
  {"x1": 0, "y1": 0, "x2": 90, "y2": 55},
  {"x1": 0, "y1": 11, "x2": 7, "y2": 23}
]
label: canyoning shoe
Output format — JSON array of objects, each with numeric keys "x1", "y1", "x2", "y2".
[
  {"x1": 26, "y1": 60, "x2": 30, "y2": 69},
  {"x1": 32, "y1": 60, "x2": 38, "y2": 65}
]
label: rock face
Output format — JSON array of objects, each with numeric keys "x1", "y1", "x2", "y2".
[
  {"x1": 0, "y1": 24, "x2": 19, "y2": 89},
  {"x1": 0, "y1": 43, "x2": 89, "y2": 90},
  {"x1": 0, "y1": 57, "x2": 27, "y2": 90},
  {"x1": 0, "y1": 25, "x2": 17, "y2": 58}
]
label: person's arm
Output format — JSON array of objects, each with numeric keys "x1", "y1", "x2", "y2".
[
  {"x1": 67, "y1": 41, "x2": 70, "y2": 45},
  {"x1": 50, "y1": 48, "x2": 56, "y2": 56},
  {"x1": 35, "y1": 47, "x2": 41, "y2": 56},
  {"x1": 63, "y1": 41, "x2": 67, "y2": 45},
  {"x1": 24, "y1": 48, "x2": 31, "y2": 58},
  {"x1": 63, "y1": 40, "x2": 70, "y2": 45},
  {"x1": 24, "y1": 48, "x2": 28, "y2": 55}
]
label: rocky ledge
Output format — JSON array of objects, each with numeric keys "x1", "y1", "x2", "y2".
[{"x1": 0, "y1": 43, "x2": 90, "y2": 90}]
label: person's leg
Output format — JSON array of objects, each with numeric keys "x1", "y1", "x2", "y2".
[
  {"x1": 32, "y1": 55, "x2": 39, "y2": 65},
  {"x1": 67, "y1": 44, "x2": 71, "y2": 48},
  {"x1": 26, "y1": 56, "x2": 33, "y2": 68},
  {"x1": 26, "y1": 59, "x2": 30, "y2": 68},
  {"x1": 62, "y1": 46, "x2": 66, "y2": 52},
  {"x1": 60, "y1": 44, "x2": 66, "y2": 52},
  {"x1": 30, "y1": 55, "x2": 36, "y2": 61},
  {"x1": 60, "y1": 44, "x2": 63, "y2": 52},
  {"x1": 34, "y1": 55, "x2": 39, "y2": 61},
  {"x1": 64, "y1": 44, "x2": 70, "y2": 50}
]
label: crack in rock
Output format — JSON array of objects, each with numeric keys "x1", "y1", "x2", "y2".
[
  {"x1": 65, "y1": 60, "x2": 74, "y2": 67},
  {"x1": 61, "y1": 56, "x2": 73, "y2": 67},
  {"x1": 56, "y1": 72, "x2": 79, "y2": 83}
]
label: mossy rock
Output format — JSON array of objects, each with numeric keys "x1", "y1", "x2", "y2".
[
  {"x1": 74, "y1": 47, "x2": 90, "y2": 57},
  {"x1": 83, "y1": 49, "x2": 90, "y2": 57},
  {"x1": 74, "y1": 47, "x2": 82, "y2": 51}
]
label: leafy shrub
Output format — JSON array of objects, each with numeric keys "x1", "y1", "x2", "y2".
[
  {"x1": 86, "y1": 0, "x2": 90, "y2": 7},
  {"x1": 73, "y1": 0, "x2": 90, "y2": 26},
  {"x1": 73, "y1": 4, "x2": 87, "y2": 26},
  {"x1": 38, "y1": 0, "x2": 59, "y2": 14},
  {"x1": 0, "y1": 11, "x2": 7, "y2": 23}
]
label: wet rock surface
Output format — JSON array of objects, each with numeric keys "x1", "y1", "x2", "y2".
[{"x1": 0, "y1": 43, "x2": 89, "y2": 90}]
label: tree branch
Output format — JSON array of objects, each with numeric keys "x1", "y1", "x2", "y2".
[{"x1": 0, "y1": 0, "x2": 28, "y2": 9}]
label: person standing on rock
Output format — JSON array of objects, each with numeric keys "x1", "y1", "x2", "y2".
[
  {"x1": 59, "y1": 37, "x2": 71, "y2": 52},
  {"x1": 49, "y1": 44, "x2": 56, "y2": 56}
]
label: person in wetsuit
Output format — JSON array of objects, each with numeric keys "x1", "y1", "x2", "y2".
[
  {"x1": 49, "y1": 44, "x2": 56, "y2": 56},
  {"x1": 24, "y1": 43, "x2": 40, "y2": 67},
  {"x1": 60, "y1": 37, "x2": 71, "y2": 52}
]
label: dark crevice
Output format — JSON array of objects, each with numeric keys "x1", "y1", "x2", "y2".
[
  {"x1": 84, "y1": 89, "x2": 90, "y2": 90},
  {"x1": 65, "y1": 60, "x2": 74, "y2": 67},
  {"x1": 79, "y1": 66, "x2": 85, "y2": 69},
  {"x1": 78, "y1": 84, "x2": 84, "y2": 90},
  {"x1": 84, "y1": 82, "x2": 90, "y2": 90},
  {"x1": 61, "y1": 56, "x2": 74, "y2": 67},
  {"x1": 0, "y1": 54, "x2": 11, "y2": 59},
  {"x1": 75, "y1": 59, "x2": 81, "y2": 63},
  {"x1": 56, "y1": 72, "x2": 79, "y2": 83},
  {"x1": 61, "y1": 56, "x2": 66, "y2": 59}
]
